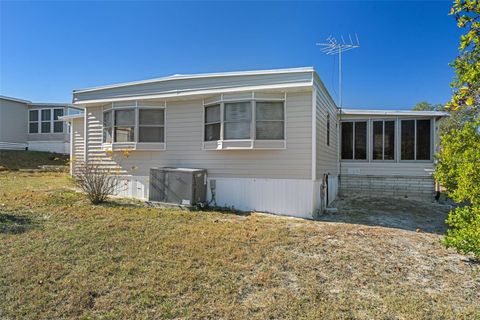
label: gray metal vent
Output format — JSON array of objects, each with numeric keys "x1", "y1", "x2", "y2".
[{"x1": 149, "y1": 167, "x2": 207, "y2": 205}]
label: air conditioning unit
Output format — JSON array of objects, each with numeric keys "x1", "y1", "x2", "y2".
[{"x1": 149, "y1": 167, "x2": 207, "y2": 206}]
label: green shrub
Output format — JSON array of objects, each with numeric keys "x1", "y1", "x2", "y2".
[{"x1": 442, "y1": 206, "x2": 480, "y2": 257}]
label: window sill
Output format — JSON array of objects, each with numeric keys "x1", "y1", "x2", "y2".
[
  {"x1": 102, "y1": 142, "x2": 165, "y2": 151},
  {"x1": 203, "y1": 140, "x2": 285, "y2": 150}
]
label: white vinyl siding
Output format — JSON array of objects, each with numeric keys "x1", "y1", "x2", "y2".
[
  {"x1": 79, "y1": 91, "x2": 312, "y2": 179},
  {"x1": 314, "y1": 78, "x2": 339, "y2": 179}
]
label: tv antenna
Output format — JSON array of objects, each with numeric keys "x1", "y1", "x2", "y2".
[{"x1": 316, "y1": 34, "x2": 360, "y2": 108}]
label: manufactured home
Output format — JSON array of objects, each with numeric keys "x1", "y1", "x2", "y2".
[
  {"x1": 0, "y1": 95, "x2": 83, "y2": 153},
  {"x1": 64, "y1": 67, "x2": 447, "y2": 218}
]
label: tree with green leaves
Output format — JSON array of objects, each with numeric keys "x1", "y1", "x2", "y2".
[{"x1": 435, "y1": 0, "x2": 480, "y2": 258}]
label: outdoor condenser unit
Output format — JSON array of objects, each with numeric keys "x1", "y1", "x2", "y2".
[{"x1": 149, "y1": 167, "x2": 207, "y2": 206}]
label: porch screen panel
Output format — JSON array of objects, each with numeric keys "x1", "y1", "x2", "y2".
[
  {"x1": 341, "y1": 122, "x2": 353, "y2": 159},
  {"x1": 372, "y1": 121, "x2": 383, "y2": 160},
  {"x1": 53, "y1": 109, "x2": 64, "y2": 133},
  {"x1": 384, "y1": 121, "x2": 395, "y2": 160},
  {"x1": 354, "y1": 122, "x2": 367, "y2": 160},
  {"x1": 416, "y1": 119, "x2": 431, "y2": 160},
  {"x1": 401, "y1": 120, "x2": 415, "y2": 160}
]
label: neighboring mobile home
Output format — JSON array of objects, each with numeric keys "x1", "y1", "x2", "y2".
[
  {"x1": 65, "y1": 67, "x2": 447, "y2": 218},
  {"x1": 0, "y1": 95, "x2": 83, "y2": 153}
]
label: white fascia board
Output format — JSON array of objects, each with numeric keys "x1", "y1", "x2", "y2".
[
  {"x1": 73, "y1": 67, "x2": 315, "y2": 94},
  {"x1": 59, "y1": 114, "x2": 84, "y2": 121},
  {"x1": 28, "y1": 102, "x2": 75, "y2": 107},
  {"x1": 73, "y1": 83, "x2": 314, "y2": 106},
  {"x1": 341, "y1": 109, "x2": 450, "y2": 117},
  {"x1": 0, "y1": 95, "x2": 31, "y2": 104}
]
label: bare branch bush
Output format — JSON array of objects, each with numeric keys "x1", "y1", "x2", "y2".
[{"x1": 74, "y1": 161, "x2": 120, "y2": 204}]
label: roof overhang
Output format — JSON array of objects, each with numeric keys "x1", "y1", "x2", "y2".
[
  {"x1": 59, "y1": 114, "x2": 84, "y2": 121},
  {"x1": 0, "y1": 95, "x2": 31, "y2": 104},
  {"x1": 73, "y1": 67, "x2": 315, "y2": 94},
  {"x1": 341, "y1": 109, "x2": 450, "y2": 118},
  {"x1": 73, "y1": 82, "x2": 314, "y2": 106}
]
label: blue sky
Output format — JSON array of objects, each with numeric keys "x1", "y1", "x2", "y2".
[{"x1": 0, "y1": 1, "x2": 460, "y2": 109}]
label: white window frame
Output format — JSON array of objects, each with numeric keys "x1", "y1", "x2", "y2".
[
  {"x1": 202, "y1": 92, "x2": 286, "y2": 150},
  {"x1": 28, "y1": 109, "x2": 39, "y2": 134},
  {"x1": 40, "y1": 108, "x2": 52, "y2": 134},
  {"x1": 53, "y1": 108, "x2": 65, "y2": 133},
  {"x1": 399, "y1": 118, "x2": 433, "y2": 162},
  {"x1": 102, "y1": 101, "x2": 166, "y2": 151},
  {"x1": 340, "y1": 120, "x2": 368, "y2": 161},
  {"x1": 371, "y1": 119, "x2": 396, "y2": 162}
]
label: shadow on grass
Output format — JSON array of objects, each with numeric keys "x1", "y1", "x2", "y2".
[
  {"x1": 317, "y1": 196, "x2": 451, "y2": 235},
  {"x1": 0, "y1": 212, "x2": 38, "y2": 234}
]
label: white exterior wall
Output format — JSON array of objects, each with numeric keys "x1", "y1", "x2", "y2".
[
  {"x1": 339, "y1": 113, "x2": 441, "y2": 200},
  {"x1": 27, "y1": 141, "x2": 69, "y2": 154},
  {"x1": 74, "y1": 90, "x2": 319, "y2": 217},
  {"x1": 313, "y1": 78, "x2": 339, "y2": 208},
  {"x1": 0, "y1": 98, "x2": 28, "y2": 148}
]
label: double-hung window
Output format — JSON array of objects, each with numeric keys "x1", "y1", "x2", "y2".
[
  {"x1": 204, "y1": 104, "x2": 221, "y2": 141},
  {"x1": 29, "y1": 110, "x2": 39, "y2": 133},
  {"x1": 139, "y1": 109, "x2": 165, "y2": 142},
  {"x1": 255, "y1": 101, "x2": 284, "y2": 140},
  {"x1": 114, "y1": 109, "x2": 135, "y2": 142},
  {"x1": 401, "y1": 119, "x2": 431, "y2": 160},
  {"x1": 341, "y1": 121, "x2": 367, "y2": 160},
  {"x1": 224, "y1": 102, "x2": 252, "y2": 140},
  {"x1": 372, "y1": 120, "x2": 395, "y2": 160},
  {"x1": 41, "y1": 109, "x2": 51, "y2": 133},
  {"x1": 102, "y1": 102, "x2": 165, "y2": 145},
  {"x1": 103, "y1": 110, "x2": 113, "y2": 143},
  {"x1": 53, "y1": 108, "x2": 64, "y2": 133}
]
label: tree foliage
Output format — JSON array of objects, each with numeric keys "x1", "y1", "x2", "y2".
[{"x1": 435, "y1": 0, "x2": 480, "y2": 258}]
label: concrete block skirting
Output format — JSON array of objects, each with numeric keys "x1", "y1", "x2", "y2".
[{"x1": 339, "y1": 175, "x2": 435, "y2": 201}]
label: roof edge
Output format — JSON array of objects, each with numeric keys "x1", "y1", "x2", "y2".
[
  {"x1": 0, "y1": 95, "x2": 31, "y2": 104},
  {"x1": 341, "y1": 109, "x2": 450, "y2": 117},
  {"x1": 73, "y1": 67, "x2": 315, "y2": 94}
]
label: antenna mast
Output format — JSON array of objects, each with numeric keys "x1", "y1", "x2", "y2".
[{"x1": 316, "y1": 34, "x2": 360, "y2": 109}]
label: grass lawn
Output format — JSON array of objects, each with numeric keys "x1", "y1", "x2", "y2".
[
  {"x1": 0, "y1": 172, "x2": 479, "y2": 319},
  {"x1": 0, "y1": 150, "x2": 68, "y2": 170}
]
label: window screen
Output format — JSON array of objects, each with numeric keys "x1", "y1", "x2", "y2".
[
  {"x1": 416, "y1": 120, "x2": 431, "y2": 160},
  {"x1": 255, "y1": 101, "x2": 284, "y2": 140},
  {"x1": 29, "y1": 110, "x2": 39, "y2": 133},
  {"x1": 114, "y1": 109, "x2": 135, "y2": 142},
  {"x1": 341, "y1": 121, "x2": 367, "y2": 160},
  {"x1": 139, "y1": 109, "x2": 164, "y2": 142},
  {"x1": 53, "y1": 109, "x2": 64, "y2": 133},
  {"x1": 401, "y1": 120, "x2": 416, "y2": 160},
  {"x1": 354, "y1": 122, "x2": 367, "y2": 160},
  {"x1": 373, "y1": 120, "x2": 395, "y2": 160},
  {"x1": 103, "y1": 110, "x2": 113, "y2": 143},
  {"x1": 41, "y1": 109, "x2": 51, "y2": 133},
  {"x1": 224, "y1": 102, "x2": 251, "y2": 140},
  {"x1": 204, "y1": 104, "x2": 221, "y2": 141},
  {"x1": 341, "y1": 122, "x2": 353, "y2": 159}
]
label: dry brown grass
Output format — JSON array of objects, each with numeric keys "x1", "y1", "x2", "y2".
[{"x1": 0, "y1": 172, "x2": 479, "y2": 319}]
